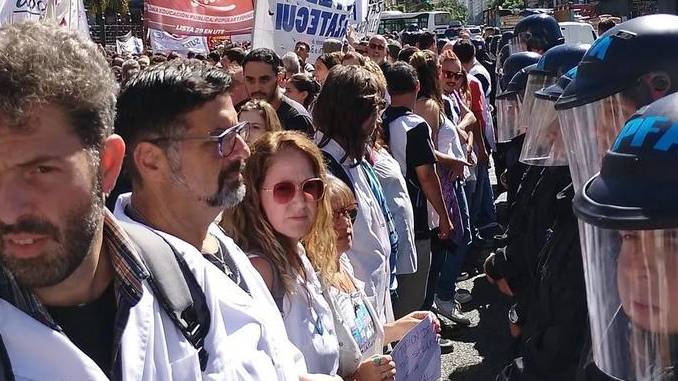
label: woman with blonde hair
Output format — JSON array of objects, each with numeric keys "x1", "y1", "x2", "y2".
[
  {"x1": 221, "y1": 131, "x2": 394, "y2": 380},
  {"x1": 409, "y1": 49, "x2": 474, "y2": 323},
  {"x1": 238, "y1": 99, "x2": 283, "y2": 144},
  {"x1": 320, "y1": 175, "x2": 440, "y2": 379}
]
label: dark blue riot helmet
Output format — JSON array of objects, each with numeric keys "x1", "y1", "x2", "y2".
[
  {"x1": 554, "y1": 14, "x2": 678, "y2": 192},
  {"x1": 574, "y1": 93, "x2": 678, "y2": 229},
  {"x1": 572, "y1": 92, "x2": 678, "y2": 381},
  {"x1": 556, "y1": 14, "x2": 678, "y2": 110},
  {"x1": 495, "y1": 64, "x2": 539, "y2": 142},
  {"x1": 532, "y1": 43, "x2": 589, "y2": 78},
  {"x1": 495, "y1": 31, "x2": 514, "y2": 75},
  {"x1": 499, "y1": 51, "x2": 541, "y2": 91},
  {"x1": 509, "y1": 14, "x2": 564, "y2": 54},
  {"x1": 517, "y1": 44, "x2": 589, "y2": 166}
]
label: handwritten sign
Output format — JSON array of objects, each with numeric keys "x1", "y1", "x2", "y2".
[{"x1": 391, "y1": 315, "x2": 441, "y2": 381}]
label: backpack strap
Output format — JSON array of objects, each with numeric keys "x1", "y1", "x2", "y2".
[
  {"x1": 119, "y1": 221, "x2": 210, "y2": 371},
  {"x1": 321, "y1": 150, "x2": 355, "y2": 194},
  {"x1": 0, "y1": 334, "x2": 14, "y2": 381}
]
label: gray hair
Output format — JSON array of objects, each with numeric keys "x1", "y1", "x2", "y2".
[
  {"x1": 282, "y1": 52, "x2": 301, "y2": 75},
  {"x1": 0, "y1": 22, "x2": 117, "y2": 150},
  {"x1": 322, "y1": 39, "x2": 343, "y2": 54}
]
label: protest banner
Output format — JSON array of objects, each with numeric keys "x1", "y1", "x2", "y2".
[
  {"x1": 391, "y1": 315, "x2": 441, "y2": 381},
  {"x1": 116, "y1": 31, "x2": 144, "y2": 55},
  {"x1": 149, "y1": 28, "x2": 209, "y2": 54},
  {"x1": 42, "y1": 0, "x2": 88, "y2": 33},
  {"x1": 354, "y1": 0, "x2": 382, "y2": 36},
  {"x1": 252, "y1": 0, "x2": 355, "y2": 61},
  {"x1": 145, "y1": 0, "x2": 253, "y2": 36},
  {"x1": 1, "y1": 0, "x2": 87, "y2": 33}
]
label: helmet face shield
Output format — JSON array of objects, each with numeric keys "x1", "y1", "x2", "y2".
[
  {"x1": 519, "y1": 72, "x2": 557, "y2": 132},
  {"x1": 578, "y1": 223, "x2": 678, "y2": 380},
  {"x1": 496, "y1": 93, "x2": 523, "y2": 142},
  {"x1": 559, "y1": 93, "x2": 637, "y2": 192},
  {"x1": 519, "y1": 96, "x2": 567, "y2": 166},
  {"x1": 508, "y1": 33, "x2": 529, "y2": 55}
]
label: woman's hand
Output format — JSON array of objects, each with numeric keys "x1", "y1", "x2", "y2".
[
  {"x1": 352, "y1": 355, "x2": 396, "y2": 381},
  {"x1": 384, "y1": 311, "x2": 440, "y2": 343}
]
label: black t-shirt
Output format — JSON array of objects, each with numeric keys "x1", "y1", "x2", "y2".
[
  {"x1": 382, "y1": 106, "x2": 437, "y2": 237},
  {"x1": 47, "y1": 282, "x2": 117, "y2": 375},
  {"x1": 276, "y1": 95, "x2": 314, "y2": 136}
]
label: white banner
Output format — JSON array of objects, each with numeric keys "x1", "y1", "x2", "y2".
[
  {"x1": 116, "y1": 31, "x2": 144, "y2": 55},
  {"x1": 252, "y1": 0, "x2": 355, "y2": 61},
  {"x1": 354, "y1": 0, "x2": 382, "y2": 36},
  {"x1": 43, "y1": 0, "x2": 88, "y2": 34},
  {"x1": 1, "y1": 0, "x2": 88, "y2": 34},
  {"x1": 149, "y1": 28, "x2": 209, "y2": 55}
]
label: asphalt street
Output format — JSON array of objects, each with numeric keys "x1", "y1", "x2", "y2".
[{"x1": 439, "y1": 170, "x2": 515, "y2": 381}]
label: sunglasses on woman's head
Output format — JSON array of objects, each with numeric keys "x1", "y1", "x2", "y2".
[{"x1": 261, "y1": 177, "x2": 326, "y2": 204}]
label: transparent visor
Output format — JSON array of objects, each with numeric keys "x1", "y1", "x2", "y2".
[
  {"x1": 578, "y1": 223, "x2": 678, "y2": 380},
  {"x1": 519, "y1": 73, "x2": 557, "y2": 133},
  {"x1": 496, "y1": 94, "x2": 523, "y2": 142},
  {"x1": 508, "y1": 33, "x2": 529, "y2": 55},
  {"x1": 558, "y1": 93, "x2": 638, "y2": 192},
  {"x1": 519, "y1": 96, "x2": 567, "y2": 166}
]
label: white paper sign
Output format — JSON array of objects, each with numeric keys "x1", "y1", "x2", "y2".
[
  {"x1": 391, "y1": 315, "x2": 441, "y2": 381},
  {"x1": 149, "y1": 28, "x2": 209, "y2": 55}
]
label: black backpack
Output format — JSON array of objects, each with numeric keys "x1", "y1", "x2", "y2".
[{"x1": 0, "y1": 222, "x2": 211, "y2": 380}]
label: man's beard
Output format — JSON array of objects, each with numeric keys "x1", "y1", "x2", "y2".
[
  {"x1": 0, "y1": 182, "x2": 103, "y2": 288},
  {"x1": 203, "y1": 160, "x2": 247, "y2": 208},
  {"x1": 169, "y1": 154, "x2": 247, "y2": 209}
]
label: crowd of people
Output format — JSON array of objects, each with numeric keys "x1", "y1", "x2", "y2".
[{"x1": 0, "y1": 11, "x2": 677, "y2": 381}]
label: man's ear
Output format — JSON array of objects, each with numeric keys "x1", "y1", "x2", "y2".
[
  {"x1": 100, "y1": 134, "x2": 125, "y2": 194},
  {"x1": 132, "y1": 141, "x2": 169, "y2": 186}
]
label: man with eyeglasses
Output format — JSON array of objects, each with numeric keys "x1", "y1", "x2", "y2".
[
  {"x1": 113, "y1": 59, "x2": 309, "y2": 379},
  {"x1": 367, "y1": 35, "x2": 388, "y2": 65}
]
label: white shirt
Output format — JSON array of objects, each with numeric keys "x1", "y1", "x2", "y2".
[
  {"x1": 372, "y1": 148, "x2": 417, "y2": 275},
  {"x1": 249, "y1": 245, "x2": 340, "y2": 375},
  {"x1": 208, "y1": 224, "x2": 308, "y2": 374},
  {"x1": 322, "y1": 255, "x2": 384, "y2": 378},
  {"x1": 107, "y1": 193, "x2": 301, "y2": 380},
  {"x1": 315, "y1": 132, "x2": 392, "y2": 324}
]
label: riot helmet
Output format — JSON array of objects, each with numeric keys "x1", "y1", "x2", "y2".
[
  {"x1": 573, "y1": 92, "x2": 678, "y2": 380},
  {"x1": 509, "y1": 14, "x2": 564, "y2": 55},
  {"x1": 499, "y1": 51, "x2": 541, "y2": 92},
  {"x1": 496, "y1": 64, "x2": 538, "y2": 143},
  {"x1": 519, "y1": 44, "x2": 589, "y2": 166},
  {"x1": 495, "y1": 31, "x2": 514, "y2": 76},
  {"x1": 555, "y1": 14, "x2": 678, "y2": 192}
]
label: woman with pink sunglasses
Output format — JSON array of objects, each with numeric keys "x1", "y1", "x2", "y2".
[{"x1": 222, "y1": 131, "x2": 395, "y2": 380}]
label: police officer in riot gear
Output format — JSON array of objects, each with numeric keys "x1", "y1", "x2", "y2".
[
  {"x1": 509, "y1": 14, "x2": 565, "y2": 55},
  {"x1": 574, "y1": 92, "x2": 678, "y2": 381},
  {"x1": 552, "y1": 14, "x2": 678, "y2": 380}
]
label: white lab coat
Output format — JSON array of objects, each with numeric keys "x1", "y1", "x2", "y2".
[
  {"x1": 208, "y1": 223, "x2": 308, "y2": 374},
  {"x1": 314, "y1": 132, "x2": 392, "y2": 324},
  {"x1": 107, "y1": 193, "x2": 302, "y2": 380}
]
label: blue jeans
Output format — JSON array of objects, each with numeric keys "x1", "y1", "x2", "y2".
[
  {"x1": 422, "y1": 181, "x2": 473, "y2": 307},
  {"x1": 470, "y1": 162, "x2": 498, "y2": 237}
]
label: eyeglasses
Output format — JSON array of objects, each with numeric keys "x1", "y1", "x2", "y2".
[
  {"x1": 368, "y1": 43, "x2": 385, "y2": 51},
  {"x1": 261, "y1": 177, "x2": 326, "y2": 204},
  {"x1": 442, "y1": 70, "x2": 464, "y2": 80},
  {"x1": 333, "y1": 204, "x2": 358, "y2": 224},
  {"x1": 146, "y1": 121, "x2": 250, "y2": 158}
]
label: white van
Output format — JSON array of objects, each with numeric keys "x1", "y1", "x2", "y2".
[{"x1": 559, "y1": 22, "x2": 598, "y2": 44}]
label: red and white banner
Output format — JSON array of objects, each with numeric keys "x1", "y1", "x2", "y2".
[{"x1": 144, "y1": 0, "x2": 253, "y2": 36}]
